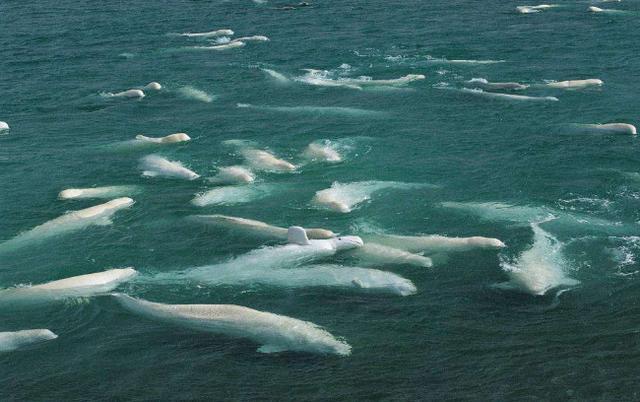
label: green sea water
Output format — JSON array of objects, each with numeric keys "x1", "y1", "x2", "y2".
[{"x1": 1, "y1": 0, "x2": 640, "y2": 399}]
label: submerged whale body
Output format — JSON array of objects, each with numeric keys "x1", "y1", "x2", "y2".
[
  {"x1": 0, "y1": 329, "x2": 58, "y2": 352},
  {"x1": 208, "y1": 166, "x2": 255, "y2": 185},
  {"x1": 353, "y1": 243, "x2": 433, "y2": 268},
  {"x1": 191, "y1": 184, "x2": 273, "y2": 206},
  {"x1": 140, "y1": 155, "x2": 200, "y2": 180},
  {"x1": 363, "y1": 233, "x2": 506, "y2": 254},
  {"x1": 190, "y1": 41, "x2": 245, "y2": 51},
  {"x1": 189, "y1": 215, "x2": 335, "y2": 239},
  {"x1": 114, "y1": 294, "x2": 351, "y2": 355},
  {"x1": 497, "y1": 223, "x2": 578, "y2": 295},
  {"x1": 458, "y1": 88, "x2": 558, "y2": 102},
  {"x1": 135, "y1": 133, "x2": 191, "y2": 144},
  {"x1": 179, "y1": 29, "x2": 234, "y2": 37},
  {"x1": 0, "y1": 268, "x2": 137, "y2": 305},
  {"x1": 59, "y1": 185, "x2": 139, "y2": 200},
  {"x1": 312, "y1": 181, "x2": 428, "y2": 213},
  {"x1": 466, "y1": 78, "x2": 528, "y2": 91},
  {"x1": 0, "y1": 198, "x2": 134, "y2": 252},
  {"x1": 108, "y1": 89, "x2": 145, "y2": 98}
]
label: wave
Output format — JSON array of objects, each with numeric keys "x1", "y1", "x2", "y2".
[{"x1": 177, "y1": 86, "x2": 215, "y2": 103}]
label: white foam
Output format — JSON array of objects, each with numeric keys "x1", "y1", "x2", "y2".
[
  {"x1": 0, "y1": 198, "x2": 134, "y2": 253},
  {"x1": 498, "y1": 224, "x2": 578, "y2": 295},
  {"x1": 191, "y1": 184, "x2": 273, "y2": 206},
  {"x1": 114, "y1": 294, "x2": 351, "y2": 355},
  {"x1": 140, "y1": 155, "x2": 200, "y2": 180},
  {"x1": 0, "y1": 121, "x2": 9, "y2": 131},
  {"x1": 301, "y1": 141, "x2": 342, "y2": 163},
  {"x1": 177, "y1": 86, "x2": 215, "y2": 103},
  {"x1": 516, "y1": 4, "x2": 558, "y2": 13},
  {"x1": 0, "y1": 268, "x2": 137, "y2": 304},
  {"x1": 59, "y1": 185, "x2": 140, "y2": 200},
  {"x1": 295, "y1": 69, "x2": 424, "y2": 90},
  {"x1": 0, "y1": 329, "x2": 58, "y2": 352},
  {"x1": 312, "y1": 181, "x2": 429, "y2": 213}
]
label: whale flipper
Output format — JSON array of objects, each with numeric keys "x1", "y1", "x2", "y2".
[
  {"x1": 257, "y1": 344, "x2": 288, "y2": 353},
  {"x1": 288, "y1": 226, "x2": 311, "y2": 245}
]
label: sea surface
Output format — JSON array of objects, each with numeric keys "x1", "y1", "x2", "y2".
[{"x1": 1, "y1": 0, "x2": 640, "y2": 400}]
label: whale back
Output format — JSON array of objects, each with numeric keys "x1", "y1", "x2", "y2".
[{"x1": 288, "y1": 226, "x2": 311, "y2": 245}]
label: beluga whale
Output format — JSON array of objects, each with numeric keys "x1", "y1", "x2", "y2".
[
  {"x1": 0, "y1": 329, "x2": 58, "y2": 352},
  {"x1": 577, "y1": 123, "x2": 637, "y2": 135},
  {"x1": 140, "y1": 155, "x2": 200, "y2": 180},
  {"x1": 135, "y1": 133, "x2": 191, "y2": 144},
  {"x1": 0, "y1": 121, "x2": 9, "y2": 131},
  {"x1": 188, "y1": 215, "x2": 335, "y2": 239},
  {"x1": 0, "y1": 268, "x2": 137, "y2": 306},
  {"x1": 105, "y1": 89, "x2": 145, "y2": 99},
  {"x1": 113, "y1": 294, "x2": 351, "y2": 355},
  {"x1": 58, "y1": 185, "x2": 140, "y2": 200},
  {"x1": 0, "y1": 198, "x2": 134, "y2": 253},
  {"x1": 207, "y1": 166, "x2": 255, "y2": 185},
  {"x1": 178, "y1": 29, "x2": 234, "y2": 38},
  {"x1": 544, "y1": 79, "x2": 603, "y2": 89}
]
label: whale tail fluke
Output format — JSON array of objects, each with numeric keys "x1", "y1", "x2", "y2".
[{"x1": 288, "y1": 226, "x2": 311, "y2": 245}]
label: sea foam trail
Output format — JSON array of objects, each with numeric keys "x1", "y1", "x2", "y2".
[
  {"x1": 497, "y1": 223, "x2": 578, "y2": 296},
  {"x1": 114, "y1": 294, "x2": 351, "y2": 355},
  {"x1": 191, "y1": 184, "x2": 274, "y2": 207},
  {"x1": 466, "y1": 78, "x2": 528, "y2": 91},
  {"x1": 362, "y1": 233, "x2": 506, "y2": 254},
  {"x1": 0, "y1": 198, "x2": 134, "y2": 253},
  {"x1": 237, "y1": 103, "x2": 385, "y2": 117},
  {"x1": 59, "y1": 185, "x2": 140, "y2": 200},
  {"x1": 0, "y1": 329, "x2": 58, "y2": 352},
  {"x1": 177, "y1": 86, "x2": 214, "y2": 103},
  {"x1": 456, "y1": 88, "x2": 558, "y2": 102},
  {"x1": 188, "y1": 215, "x2": 335, "y2": 239},
  {"x1": 208, "y1": 166, "x2": 255, "y2": 185},
  {"x1": 140, "y1": 155, "x2": 200, "y2": 180},
  {"x1": 441, "y1": 201, "x2": 640, "y2": 236},
  {"x1": 312, "y1": 181, "x2": 431, "y2": 213},
  {"x1": 0, "y1": 268, "x2": 137, "y2": 305},
  {"x1": 352, "y1": 243, "x2": 433, "y2": 268}
]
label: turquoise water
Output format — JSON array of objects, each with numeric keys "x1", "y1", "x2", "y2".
[{"x1": 1, "y1": 0, "x2": 640, "y2": 399}]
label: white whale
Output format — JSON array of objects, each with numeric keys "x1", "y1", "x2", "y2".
[
  {"x1": 179, "y1": 29, "x2": 234, "y2": 37},
  {"x1": 135, "y1": 133, "x2": 191, "y2": 144},
  {"x1": 191, "y1": 184, "x2": 273, "y2": 206},
  {"x1": 143, "y1": 82, "x2": 162, "y2": 91},
  {"x1": 0, "y1": 268, "x2": 137, "y2": 304},
  {"x1": 312, "y1": 181, "x2": 428, "y2": 213},
  {"x1": 207, "y1": 166, "x2": 255, "y2": 185},
  {"x1": 140, "y1": 155, "x2": 200, "y2": 180},
  {"x1": 545, "y1": 79, "x2": 603, "y2": 89},
  {"x1": 352, "y1": 243, "x2": 433, "y2": 268},
  {"x1": 0, "y1": 121, "x2": 9, "y2": 131},
  {"x1": 497, "y1": 223, "x2": 578, "y2": 295},
  {"x1": 362, "y1": 233, "x2": 506, "y2": 254},
  {"x1": 579, "y1": 123, "x2": 636, "y2": 135},
  {"x1": 458, "y1": 88, "x2": 558, "y2": 102},
  {"x1": 109, "y1": 89, "x2": 145, "y2": 98},
  {"x1": 302, "y1": 142, "x2": 342, "y2": 163},
  {"x1": 0, "y1": 329, "x2": 58, "y2": 352},
  {"x1": 296, "y1": 71, "x2": 424, "y2": 90},
  {"x1": 189, "y1": 215, "x2": 335, "y2": 239},
  {"x1": 466, "y1": 78, "x2": 528, "y2": 91},
  {"x1": 177, "y1": 86, "x2": 214, "y2": 103},
  {"x1": 231, "y1": 35, "x2": 269, "y2": 42},
  {"x1": 516, "y1": 4, "x2": 558, "y2": 13},
  {"x1": 59, "y1": 185, "x2": 139, "y2": 200},
  {"x1": 241, "y1": 148, "x2": 296, "y2": 172},
  {"x1": 0, "y1": 198, "x2": 134, "y2": 252},
  {"x1": 262, "y1": 68, "x2": 291, "y2": 83},
  {"x1": 114, "y1": 294, "x2": 351, "y2": 355},
  {"x1": 190, "y1": 41, "x2": 245, "y2": 51}
]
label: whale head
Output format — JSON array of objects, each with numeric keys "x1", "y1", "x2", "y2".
[
  {"x1": 161, "y1": 133, "x2": 191, "y2": 143},
  {"x1": 105, "y1": 197, "x2": 135, "y2": 209},
  {"x1": 331, "y1": 235, "x2": 364, "y2": 251}
]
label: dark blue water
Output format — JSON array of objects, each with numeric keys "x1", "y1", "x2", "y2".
[{"x1": 1, "y1": 0, "x2": 640, "y2": 399}]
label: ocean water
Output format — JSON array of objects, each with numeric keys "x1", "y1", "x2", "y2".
[{"x1": 1, "y1": 0, "x2": 640, "y2": 399}]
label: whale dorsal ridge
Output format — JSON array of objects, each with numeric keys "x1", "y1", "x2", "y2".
[{"x1": 287, "y1": 226, "x2": 311, "y2": 245}]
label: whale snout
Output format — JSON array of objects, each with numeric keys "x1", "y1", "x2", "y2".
[
  {"x1": 107, "y1": 197, "x2": 135, "y2": 209},
  {"x1": 335, "y1": 235, "x2": 364, "y2": 251}
]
